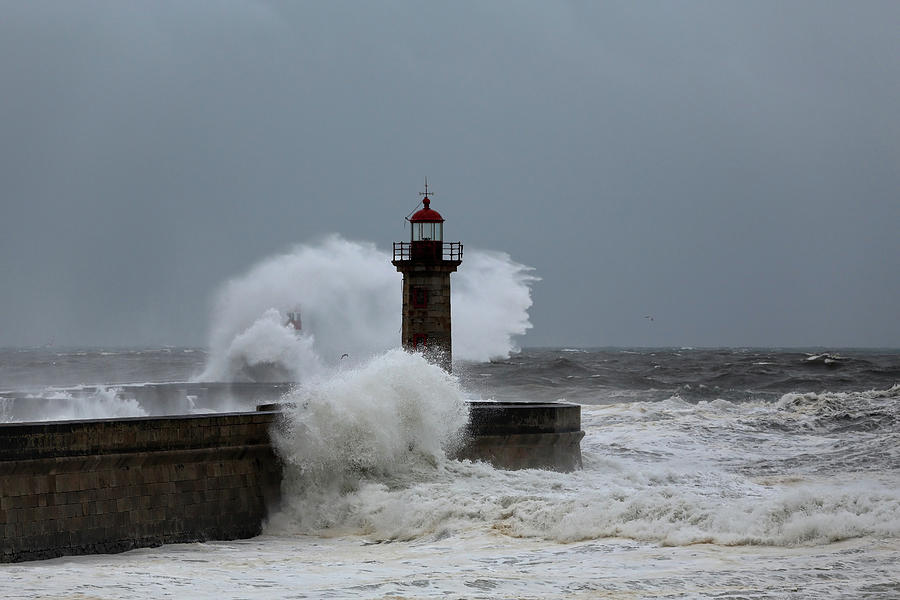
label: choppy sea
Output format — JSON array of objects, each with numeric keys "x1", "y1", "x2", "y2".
[{"x1": 1, "y1": 346, "x2": 899, "y2": 599}]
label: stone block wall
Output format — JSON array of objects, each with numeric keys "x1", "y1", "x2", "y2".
[
  {"x1": 394, "y1": 262, "x2": 459, "y2": 371},
  {"x1": 456, "y1": 403, "x2": 585, "y2": 471},
  {"x1": 0, "y1": 413, "x2": 282, "y2": 562}
]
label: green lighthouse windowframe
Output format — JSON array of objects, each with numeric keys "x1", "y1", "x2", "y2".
[{"x1": 411, "y1": 286, "x2": 428, "y2": 308}]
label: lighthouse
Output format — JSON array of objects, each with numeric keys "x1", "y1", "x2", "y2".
[{"x1": 392, "y1": 181, "x2": 463, "y2": 371}]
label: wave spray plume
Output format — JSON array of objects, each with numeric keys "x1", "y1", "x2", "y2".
[{"x1": 198, "y1": 235, "x2": 537, "y2": 381}]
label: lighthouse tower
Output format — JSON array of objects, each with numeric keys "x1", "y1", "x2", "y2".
[{"x1": 392, "y1": 182, "x2": 463, "y2": 371}]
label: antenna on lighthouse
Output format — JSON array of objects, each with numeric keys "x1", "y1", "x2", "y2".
[
  {"x1": 405, "y1": 177, "x2": 434, "y2": 222},
  {"x1": 419, "y1": 176, "x2": 433, "y2": 199}
]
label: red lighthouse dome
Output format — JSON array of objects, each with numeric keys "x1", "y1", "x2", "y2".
[{"x1": 410, "y1": 197, "x2": 444, "y2": 223}]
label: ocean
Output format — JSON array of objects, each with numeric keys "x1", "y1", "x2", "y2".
[{"x1": 1, "y1": 346, "x2": 898, "y2": 599}]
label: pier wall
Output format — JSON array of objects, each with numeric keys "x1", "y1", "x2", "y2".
[
  {"x1": 1, "y1": 403, "x2": 582, "y2": 563},
  {"x1": 0, "y1": 413, "x2": 282, "y2": 563},
  {"x1": 459, "y1": 402, "x2": 584, "y2": 472}
]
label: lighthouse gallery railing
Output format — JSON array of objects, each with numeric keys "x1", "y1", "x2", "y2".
[{"x1": 393, "y1": 242, "x2": 463, "y2": 262}]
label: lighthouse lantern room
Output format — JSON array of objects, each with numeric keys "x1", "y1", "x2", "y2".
[
  {"x1": 410, "y1": 199, "x2": 443, "y2": 241},
  {"x1": 392, "y1": 181, "x2": 463, "y2": 371}
]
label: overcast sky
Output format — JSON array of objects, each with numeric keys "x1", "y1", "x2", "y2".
[{"x1": 1, "y1": 1, "x2": 898, "y2": 349}]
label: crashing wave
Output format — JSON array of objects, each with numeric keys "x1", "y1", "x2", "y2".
[
  {"x1": 804, "y1": 353, "x2": 848, "y2": 367},
  {"x1": 197, "y1": 236, "x2": 537, "y2": 382}
]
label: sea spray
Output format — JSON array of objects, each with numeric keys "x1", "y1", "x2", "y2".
[
  {"x1": 212, "y1": 308, "x2": 325, "y2": 383},
  {"x1": 267, "y1": 349, "x2": 470, "y2": 536},
  {"x1": 452, "y1": 249, "x2": 538, "y2": 362},
  {"x1": 199, "y1": 236, "x2": 397, "y2": 381},
  {"x1": 28, "y1": 387, "x2": 147, "y2": 421},
  {"x1": 198, "y1": 236, "x2": 537, "y2": 382}
]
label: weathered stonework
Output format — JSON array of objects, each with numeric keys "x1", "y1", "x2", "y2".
[
  {"x1": 396, "y1": 263, "x2": 459, "y2": 369},
  {"x1": 457, "y1": 402, "x2": 585, "y2": 471},
  {"x1": 0, "y1": 413, "x2": 282, "y2": 562}
]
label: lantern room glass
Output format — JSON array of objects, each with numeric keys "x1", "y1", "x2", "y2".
[{"x1": 412, "y1": 221, "x2": 442, "y2": 242}]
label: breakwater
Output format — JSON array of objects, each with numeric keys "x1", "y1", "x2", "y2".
[
  {"x1": 0, "y1": 411, "x2": 282, "y2": 563},
  {"x1": 459, "y1": 401, "x2": 584, "y2": 471},
  {"x1": 1, "y1": 400, "x2": 583, "y2": 563}
]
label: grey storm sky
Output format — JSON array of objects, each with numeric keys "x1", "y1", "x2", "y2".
[{"x1": 1, "y1": 1, "x2": 898, "y2": 349}]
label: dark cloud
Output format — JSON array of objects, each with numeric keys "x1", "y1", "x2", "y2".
[{"x1": 1, "y1": 1, "x2": 898, "y2": 348}]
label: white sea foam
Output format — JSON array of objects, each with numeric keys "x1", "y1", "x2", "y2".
[
  {"x1": 25, "y1": 387, "x2": 148, "y2": 421},
  {"x1": 267, "y1": 349, "x2": 470, "y2": 535},
  {"x1": 495, "y1": 466, "x2": 900, "y2": 546},
  {"x1": 268, "y1": 447, "x2": 900, "y2": 548},
  {"x1": 766, "y1": 384, "x2": 900, "y2": 433},
  {"x1": 197, "y1": 236, "x2": 536, "y2": 382},
  {"x1": 264, "y1": 388, "x2": 900, "y2": 548}
]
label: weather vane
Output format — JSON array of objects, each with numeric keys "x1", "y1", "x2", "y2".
[
  {"x1": 419, "y1": 176, "x2": 434, "y2": 199},
  {"x1": 405, "y1": 177, "x2": 435, "y2": 223}
]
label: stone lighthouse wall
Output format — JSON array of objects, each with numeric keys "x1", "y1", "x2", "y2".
[{"x1": 397, "y1": 262, "x2": 459, "y2": 371}]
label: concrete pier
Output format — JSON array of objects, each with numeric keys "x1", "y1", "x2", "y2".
[
  {"x1": 1, "y1": 396, "x2": 583, "y2": 563},
  {"x1": 460, "y1": 402, "x2": 584, "y2": 471},
  {"x1": 0, "y1": 411, "x2": 282, "y2": 563}
]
